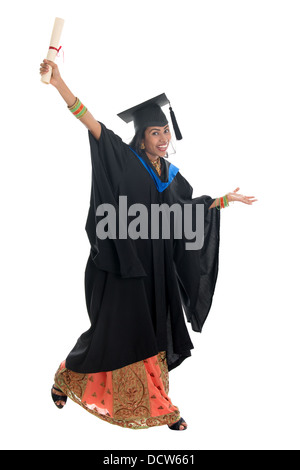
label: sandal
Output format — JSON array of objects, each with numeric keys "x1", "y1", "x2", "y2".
[
  {"x1": 168, "y1": 417, "x2": 187, "y2": 431},
  {"x1": 51, "y1": 384, "x2": 67, "y2": 409}
]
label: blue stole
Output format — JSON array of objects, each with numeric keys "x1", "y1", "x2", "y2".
[{"x1": 129, "y1": 147, "x2": 179, "y2": 193}]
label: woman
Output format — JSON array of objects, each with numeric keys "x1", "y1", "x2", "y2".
[{"x1": 40, "y1": 58, "x2": 257, "y2": 431}]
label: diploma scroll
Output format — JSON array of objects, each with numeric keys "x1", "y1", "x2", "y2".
[{"x1": 41, "y1": 17, "x2": 64, "y2": 85}]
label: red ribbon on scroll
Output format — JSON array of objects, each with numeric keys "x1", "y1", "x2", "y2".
[{"x1": 49, "y1": 45, "x2": 64, "y2": 62}]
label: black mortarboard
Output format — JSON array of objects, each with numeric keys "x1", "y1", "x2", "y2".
[{"x1": 117, "y1": 93, "x2": 182, "y2": 140}]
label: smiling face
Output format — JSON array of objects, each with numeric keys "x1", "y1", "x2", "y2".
[{"x1": 142, "y1": 125, "x2": 171, "y2": 160}]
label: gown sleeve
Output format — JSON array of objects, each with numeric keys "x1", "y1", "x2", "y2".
[
  {"x1": 172, "y1": 172, "x2": 221, "y2": 332},
  {"x1": 85, "y1": 122, "x2": 147, "y2": 278}
]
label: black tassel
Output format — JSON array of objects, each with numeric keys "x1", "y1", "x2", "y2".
[{"x1": 169, "y1": 105, "x2": 182, "y2": 140}]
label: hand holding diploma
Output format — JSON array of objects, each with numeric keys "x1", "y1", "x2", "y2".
[
  {"x1": 41, "y1": 17, "x2": 64, "y2": 85},
  {"x1": 40, "y1": 58, "x2": 62, "y2": 87}
]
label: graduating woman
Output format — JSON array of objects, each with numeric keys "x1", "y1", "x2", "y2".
[{"x1": 40, "y1": 58, "x2": 257, "y2": 431}]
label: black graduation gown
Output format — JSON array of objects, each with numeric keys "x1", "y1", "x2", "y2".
[{"x1": 65, "y1": 123, "x2": 221, "y2": 373}]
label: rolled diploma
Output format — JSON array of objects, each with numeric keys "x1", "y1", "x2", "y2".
[{"x1": 41, "y1": 17, "x2": 64, "y2": 84}]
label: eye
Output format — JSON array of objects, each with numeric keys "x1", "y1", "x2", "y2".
[
  {"x1": 164, "y1": 128, "x2": 170, "y2": 134},
  {"x1": 152, "y1": 132, "x2": 159, "y2": 136}
]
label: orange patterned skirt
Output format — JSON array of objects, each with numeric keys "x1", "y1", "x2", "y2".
[{"x1": 54, "y1": 351, "x2": 181, "y2": 430}]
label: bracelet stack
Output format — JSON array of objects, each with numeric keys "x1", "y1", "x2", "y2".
[
  {"x1": 68, "y1": 97, "x2": 88, "y2": 119},
  {"x1": 216, "y1": 194, "x2": 230, "y2": 210}
]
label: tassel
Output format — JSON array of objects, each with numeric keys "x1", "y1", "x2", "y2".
[{"x1": 169, "y1": 105, "x2": 182, "y2": 140}]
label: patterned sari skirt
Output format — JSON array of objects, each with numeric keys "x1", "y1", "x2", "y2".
[{"x1": 54, "y1": 351, "x2": 181, "y2": 430}]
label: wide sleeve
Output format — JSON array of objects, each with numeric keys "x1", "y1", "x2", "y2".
[
  {"x1": 85, "y1": 123, "x2": 146, "y2": 278},
  {"x1": 88, "y1": 123, "x2": 129, "y2": 197},
  {"x1": 172, "y1": 172, "x2": 221, "y2": 332}
]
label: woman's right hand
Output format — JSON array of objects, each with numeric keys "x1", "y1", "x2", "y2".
[{"x1": 39, "y1": 59, "x2": 62, "y2": 87}]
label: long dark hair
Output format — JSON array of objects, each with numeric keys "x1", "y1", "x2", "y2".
[{"x1": 129, "y1": 127, "x2": 146, "y2": 153}]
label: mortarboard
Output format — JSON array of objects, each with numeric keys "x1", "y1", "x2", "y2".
[{"x1": 117, "y1": 93, "x2": 182, "y2": 140}]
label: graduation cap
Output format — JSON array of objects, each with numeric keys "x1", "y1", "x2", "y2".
[{"x1": 117, "y1": 93, "x2": 182, "y2": 140}]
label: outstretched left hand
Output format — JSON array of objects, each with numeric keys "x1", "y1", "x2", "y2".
[{"x1": 227, "y1": 187, "x2": 258, "y2": 205}]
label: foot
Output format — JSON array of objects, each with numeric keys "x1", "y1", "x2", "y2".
[
  {"x1": 168, "y1": 417, "x2": 188, "y2": 431},
  {"x1": 51, "y1": 384, "x2": 67, "y2": 408},
  {"x1": 177, "y1": 420, "x2": 187, "y2": 430}
]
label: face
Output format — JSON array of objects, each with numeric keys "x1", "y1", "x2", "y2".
[{"x1": 142, "y1": 125, "x2": 171, "y2": 159}]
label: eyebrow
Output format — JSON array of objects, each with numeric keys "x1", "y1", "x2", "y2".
[{"x1": 149, "y1": 125, "x2": 169, "y2": 131}]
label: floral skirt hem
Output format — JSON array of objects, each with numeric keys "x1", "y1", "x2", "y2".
[{"x1": 54, "y1": 351, "x2": 181, "y2": 430}]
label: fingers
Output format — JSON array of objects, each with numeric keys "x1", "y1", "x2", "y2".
[
  {"x1": 243, "y1": 196, "x2": 258, "y2": 205},
  {"x1": 229, "y1": 188, "x2": 258, "y2": 205},
  {"x1": 44, "y1": 59, "x2": 56, "y2": 67},
  {"x1": 230, "y1": 192, "x2": 258, "y2": 205},
  {"x1": 40, "y1": 63, "x2": 48, "y2": 75},
  {"x1": 39, "y1": 59, "x2": 56, "y2": 75}
]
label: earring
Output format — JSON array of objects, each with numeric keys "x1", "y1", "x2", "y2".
[{"x1": 141, "y1": 143, "x2": 145, "y2": 150}]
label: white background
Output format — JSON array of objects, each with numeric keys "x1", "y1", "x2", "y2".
[{"x1": 1, "y1": 0, "x2": 299, "y2": 451}]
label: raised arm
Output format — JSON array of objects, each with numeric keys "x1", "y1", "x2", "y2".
[{"x1": 39, "y1": 59, "x2": 101, "y2": 140}]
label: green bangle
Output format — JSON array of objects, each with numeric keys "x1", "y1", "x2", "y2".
[
  {"x1": 68, "y1": 97, "x2": 79, "y2": 111},
  {"x1": 216, "y1": 195, "x2": 230, "y2": 210},
  {"x1": 70, "y1": 100, "x2": 82, "y2": 114},
  {"x1": 68, "y1": 97, "x2": 88, "y2": 119},
  {"x1": 76, "y1": 106, "x2": 88, "y2": 119}
]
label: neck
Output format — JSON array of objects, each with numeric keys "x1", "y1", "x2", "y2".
[{"x1": 145, "y1": 152, "x2": 160, "y2": 162}]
